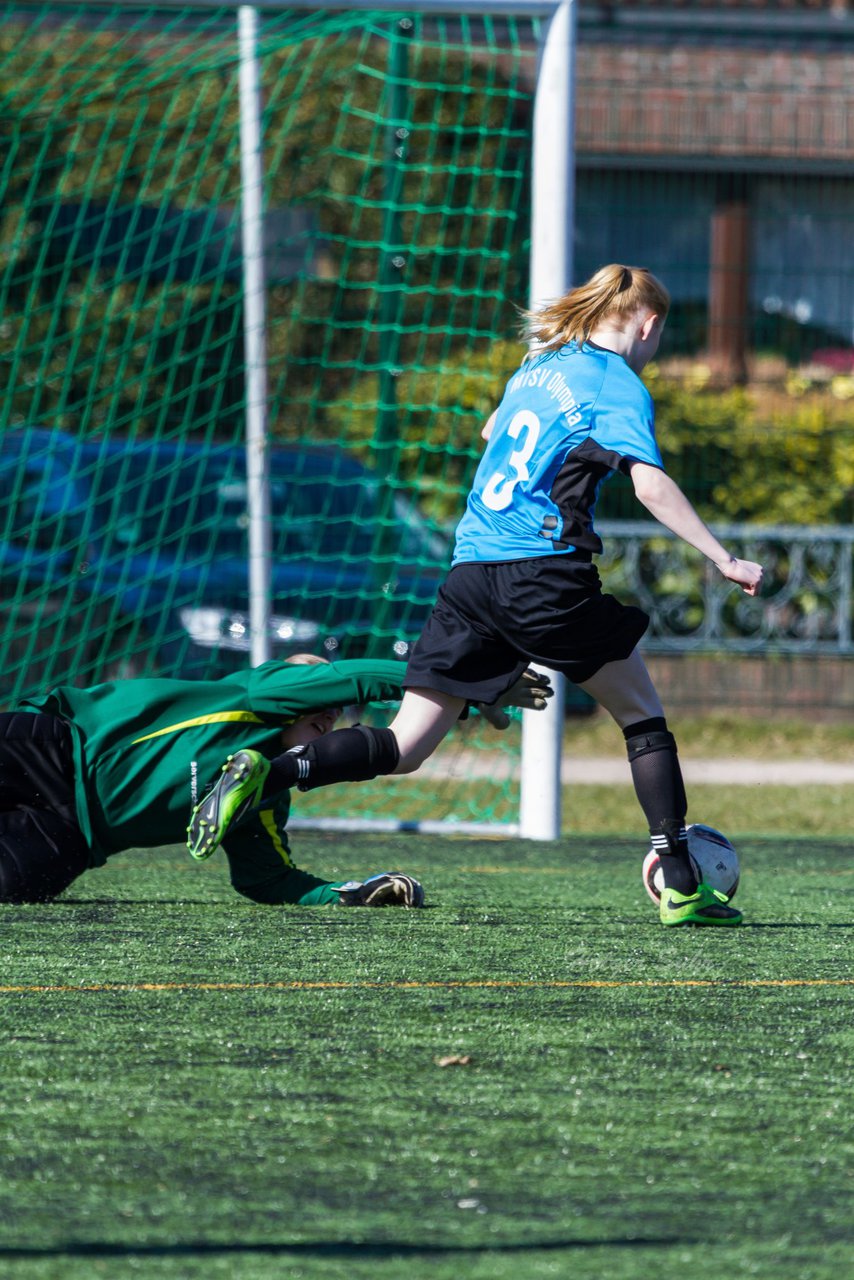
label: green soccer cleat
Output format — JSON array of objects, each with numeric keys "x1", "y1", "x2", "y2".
[
  {"x1": 187, "y1": 749, "x2": 270, "y2": 861},
  {"x1": 659, "y1": 882, "x2": 743, "y2": 927}
]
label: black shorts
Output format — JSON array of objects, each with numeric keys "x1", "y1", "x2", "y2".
[
  {"x1": 0, "y1": 712, "x2": 90, "y2": 903},
  {"x1": 403, "y1": 556, "x2": 649, "y2": 704}
]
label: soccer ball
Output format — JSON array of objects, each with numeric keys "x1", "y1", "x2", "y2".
[{"x1": 642, "y1": 823, "x2": 740, "y2": 905}]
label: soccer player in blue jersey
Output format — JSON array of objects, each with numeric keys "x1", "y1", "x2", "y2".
[{"x1": 191, "y1": 264, "x2": 763, "y2": 926}]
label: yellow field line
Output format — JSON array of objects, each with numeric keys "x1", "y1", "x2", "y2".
[{"x1": 0, "y1": 978, "x2": 852, "y2": 994}]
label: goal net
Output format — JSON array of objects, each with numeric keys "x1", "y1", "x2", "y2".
[{"x1": 0, "y1": 1, "x2": 548, "y2": 833}]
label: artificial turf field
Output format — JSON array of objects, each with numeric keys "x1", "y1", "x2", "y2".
[{"x1": 1, "y1": 831, "x2": 852, "y2": 1280}]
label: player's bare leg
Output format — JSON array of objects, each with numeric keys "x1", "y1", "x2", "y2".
[
  {"x1": 577, "y1": 649, "x2": 663, "y2": 728},
  {"x1": 387, "y1": 688, "x2": 467, "y2": 773}
]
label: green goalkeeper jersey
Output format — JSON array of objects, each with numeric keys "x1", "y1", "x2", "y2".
[{"x1": 19, "y1": 659, "x2": 405, "y2": 899}]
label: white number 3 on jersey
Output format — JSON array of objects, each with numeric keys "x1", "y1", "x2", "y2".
[{"x1": 481, "y1": 410, "x2": 541, "y2": 511}]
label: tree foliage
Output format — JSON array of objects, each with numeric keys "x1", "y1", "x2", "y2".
[
  {"x1": 646, "y1": 367, "x2": 854, "y2": 526},
  {"x1": 0, "y1": 13, "x2": 533, "y2": 447}
]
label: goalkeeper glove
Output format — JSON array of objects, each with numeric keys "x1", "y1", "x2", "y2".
[
  {"x1": 475, "y1": 667, "x2": 555, "y2": 730},
  {"x1": 334, "y1": 872, "x2": 425, "y2": 908}
]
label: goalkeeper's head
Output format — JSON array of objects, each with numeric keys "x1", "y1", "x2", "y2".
[
  {"x1": 280, "y1": 652, "x2": 343, "y2": 747},
  {"x1": 287, "y1": 653, "x2": 329, "y2": 668}
]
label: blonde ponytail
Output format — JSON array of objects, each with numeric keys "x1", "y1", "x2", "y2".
[{"x1": 526, "y1": 264, "x2": 670, "y2": 351}]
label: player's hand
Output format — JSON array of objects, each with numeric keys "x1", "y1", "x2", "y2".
[
  {"x1": 475, "y1": 668, "x2": 554, "y2": 731},
  {"x1": 334, "y1": 872, "x2": 425, "y2": 907},
  {"x1": 718, "y1": 557, "x2": 764, "y2": 597}
]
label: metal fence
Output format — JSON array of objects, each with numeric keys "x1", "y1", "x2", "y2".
[{"x1": 599, "y1": 521, "x2": 854, "y2": 655}]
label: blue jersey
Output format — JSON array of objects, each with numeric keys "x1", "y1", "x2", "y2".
[{"x1": 452, "y1": 340, "x2": 663, "y2": 565}]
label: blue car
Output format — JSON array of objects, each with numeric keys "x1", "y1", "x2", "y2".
[{"x1": 0, "y1": 427, "x2": 450, "y2": 694}]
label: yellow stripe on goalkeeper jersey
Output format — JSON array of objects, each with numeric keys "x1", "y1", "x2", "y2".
[{"x1": 131, "y1": 710, "x2": 265, "y2": 743}]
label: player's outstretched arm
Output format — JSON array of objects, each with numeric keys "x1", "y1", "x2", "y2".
[
  {"x1": 474, "y1": 667, "x2": 554, "y2": 731},
  {"x1": 629, "y1": 462, "x2": 764, "y2": 597},
  {"x1": 219, "y1": 802, "x2": 425, "y2": 907}
]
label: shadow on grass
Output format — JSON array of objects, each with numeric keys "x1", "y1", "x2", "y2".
[
  {"x1": 742, "y1": 922, "x2": 854, "y2": 929},
  {"x1": 0, "y1": 1237, "x2": 697, "y2": 1259},
  {"x1": 15, "y1": 898, "x2": 220, "y2": 908},
  {"x1": 14, "y1": 897, "x2": 446, "y2": 911}
]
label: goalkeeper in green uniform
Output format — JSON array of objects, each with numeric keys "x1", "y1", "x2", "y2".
[{"x1": 0, "y1": 655, "x2": 549, "y2": 907}]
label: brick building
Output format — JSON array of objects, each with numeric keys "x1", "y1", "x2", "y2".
[{"x1": 573, "y1": 0, "x2": 854, "y2": 379}]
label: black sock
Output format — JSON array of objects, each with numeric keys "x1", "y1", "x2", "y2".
[
  {"x1": 266, "y1": 725, "x2": 400, "y2": 794},
  {"x1": 652, "y1": 821, "x2": 696, "y2": 896},
  {"x1": 623, "y1": 718, "x2": 696, "y2": 894}
]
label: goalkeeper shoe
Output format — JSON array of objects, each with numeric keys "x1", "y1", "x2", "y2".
[
  {"x1": 659, "y1": 882, "x2": 743, "y2": 927},
  {"x1": 334, "y1": 872, "x2": 425, "y2": 908},
  {"x1": 187, "y1": 749, "x2": 270, "y2": 861}
]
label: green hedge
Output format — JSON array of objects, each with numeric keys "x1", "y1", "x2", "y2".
[{"x1": 646, "y1": 366, "x2": 854, "y2": 525}]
